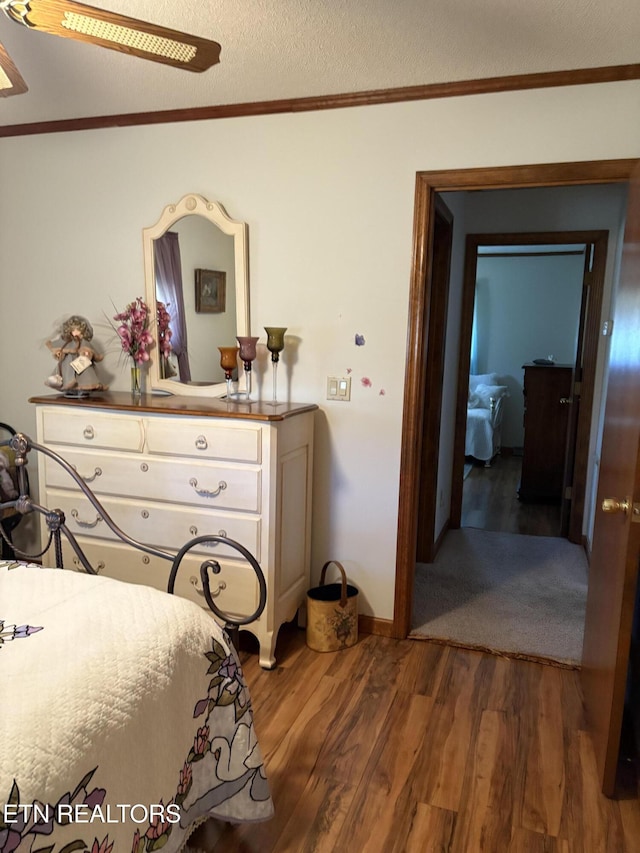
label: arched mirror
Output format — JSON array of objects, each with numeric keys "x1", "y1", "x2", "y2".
[{"x1": 143, "y1": 193, "x2": 249, "y2": 397}]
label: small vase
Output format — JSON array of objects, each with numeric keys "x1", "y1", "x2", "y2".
[{"x1": 130, "y1": 365, "x2": 142, "y2": 396}]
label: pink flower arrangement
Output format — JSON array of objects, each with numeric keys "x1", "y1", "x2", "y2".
[
  {"x1": 156, "y1": 301, "x2": 173, "y2": 359},
  {"x1": 113, "y1": 297, "x2": 154, "y2": 364}
]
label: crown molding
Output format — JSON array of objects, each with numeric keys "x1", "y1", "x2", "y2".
[{"x1": 1, "y1": 62, "x2": 639, "y2": 138}]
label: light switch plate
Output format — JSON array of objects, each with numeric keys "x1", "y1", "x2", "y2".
[{"x1": 327, "y1": 376, "x2": 351, "y2": 401}]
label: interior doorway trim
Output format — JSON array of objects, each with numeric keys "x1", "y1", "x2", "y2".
[{"x1": 393, "y1": 159, "x2": 639, "y2": 640}]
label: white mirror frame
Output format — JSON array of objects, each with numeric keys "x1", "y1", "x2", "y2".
[{"x1": 143, "y1": 193, "x2": 250, "y2": 397}]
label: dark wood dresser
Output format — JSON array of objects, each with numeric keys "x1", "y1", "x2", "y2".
[{"x1": 519, "y1": 364, "x2": 573, "y2": 503}]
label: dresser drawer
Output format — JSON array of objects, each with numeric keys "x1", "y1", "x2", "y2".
[
  {"x1": 60, "y1": 537, "x2": 260, "y2": 621},
  {"x1": 146, "y1": 417, "x2": 262, "y2": 463},
  {"x1": 46, "y1": 488, "x2": 262, "y2": 559},
  {"x1": 41, "y1": 408, "x2": 144, "y2": 451},
  {"x1": 43, "y1": 449, "x2": 262, "y2": 512}
]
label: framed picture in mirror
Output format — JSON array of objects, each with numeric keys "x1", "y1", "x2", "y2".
[{"x1": 195, "y1": 269, "x2": 226, "y2": 313}]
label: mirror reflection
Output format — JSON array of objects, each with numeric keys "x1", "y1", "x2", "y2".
[
  {"x1": 154, "y1": 217, "x2": 236, "y2": 384},
  {"x1": 143, "y1": 194, "x2": 250, "y2": 397}
]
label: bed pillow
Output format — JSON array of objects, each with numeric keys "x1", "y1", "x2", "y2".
[
  {"x1": 472, "y1": 383, "x2": 508, "y2": 409},
  {"x1": 469, "y1": 373, "x2": 500, "y2": 392}
]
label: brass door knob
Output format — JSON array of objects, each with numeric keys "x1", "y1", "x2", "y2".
[{"x1": 602, "y1": 497, "x2": 630, "y2": 514}]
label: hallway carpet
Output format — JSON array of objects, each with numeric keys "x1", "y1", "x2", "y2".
[{"x1": 411, "y1": 527, "x2": 589, "y2": 667}]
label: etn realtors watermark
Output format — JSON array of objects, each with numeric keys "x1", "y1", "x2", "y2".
[{"x1": 3, "y1": 803, "x2": 181, "y2": 824}]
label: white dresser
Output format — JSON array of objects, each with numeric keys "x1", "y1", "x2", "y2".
[{"x1": 30, "y1": 393, "x2": 316, "y2": 668}]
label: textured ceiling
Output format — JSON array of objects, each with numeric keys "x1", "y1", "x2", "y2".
[{"x1": 1, "y1": 0, "x2": 639, "y2": 128}]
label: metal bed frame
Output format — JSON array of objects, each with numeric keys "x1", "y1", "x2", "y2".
[{"x1": 0, "y1": 431, "x2": 267, "y2": 650}]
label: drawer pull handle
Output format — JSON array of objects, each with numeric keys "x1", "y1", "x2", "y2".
[
  {"x1": 79, "y1": 466, "x2": 102, "y2": 483},
  {"x1": 141, "y1": 463, "x2": 149, "y2": 472},
  {"x1": 83, "y1": 425, "x2": 95, "y2": 440},
  {"x1": 73, "y1": 558, "x2": 104, "y2": 574},
  {"x1": 141, "y1": 510, "x2": 149, "y2": 519},
  {"x1": 71, "y1": 508, "x2": 103, "y2": 529},
  {"x1": 142, "y1": 555, "x2": 150, "y2": 565},
  {"x1": 202, "y1": 530, "x2": 228, "y2": 547},
  {"x1": 189, "y1": 478, "x2": 227, "y2": 499},
  {"x1": 190, "y1": 575, "x2": 226, "y2": 597},
  {"x1": 195, "y1": 435, "x2": 208, "y2": 451}
]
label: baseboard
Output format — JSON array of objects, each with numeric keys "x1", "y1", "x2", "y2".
[{"x1": 359, "y1": 614, "x2": 395, "y2": 637}]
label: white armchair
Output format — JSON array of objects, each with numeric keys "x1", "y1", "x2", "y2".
[{"x1": 465, "y1": 373, "x2": 509, "y2": 466}]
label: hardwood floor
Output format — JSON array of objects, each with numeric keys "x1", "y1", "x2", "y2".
[
  {"x1": 192, "y1": 626, "x2": 640, "y2": 853},
  {"x1": 462, "y1": 454, "x2": 562, "y2": 537}
]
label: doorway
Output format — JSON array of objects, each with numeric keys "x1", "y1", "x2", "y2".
[
  {"x1": 459, "y1": 240, "x2": 586, "y2": 539},
  {"x1": 451, "y1": 229, "x2": 608, "y2": 545},
  {"x1": 393, "y1": 160, "x2": 638, "y2": 641}
]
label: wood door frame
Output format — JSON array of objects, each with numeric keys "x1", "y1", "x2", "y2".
[
  {"x1": 416, "y1": 195, "x2": 454, "y2": 563},
  {"x1": 393, "y1": 159, "x2": 639, "y2": 640},
  {"x1": 449, "y1": 229, "x2": 608, "y2": 543}
]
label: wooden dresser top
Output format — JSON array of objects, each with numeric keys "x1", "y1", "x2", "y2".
[{"x1": 29, "y1": 392, "x2": 318, "y2": 423}]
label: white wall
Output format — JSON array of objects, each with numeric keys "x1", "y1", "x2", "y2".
[{"x1": 1, "y1": 80, "x2": 639, "y2": 620}]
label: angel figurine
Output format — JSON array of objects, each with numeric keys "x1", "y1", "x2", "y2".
[{"x1": 45, "y1": 315, "x2": 108, "y2": 394}]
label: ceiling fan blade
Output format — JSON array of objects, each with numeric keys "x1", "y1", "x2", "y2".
[
  {"x1": 2, "y1": 0, "x2": 221, "y2": 71},
  {"x1": 0, "y1": 37, "x2": 28, "y2": 96}
]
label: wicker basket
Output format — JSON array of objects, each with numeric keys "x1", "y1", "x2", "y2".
[{"x1": 306, "y1": 560, "x2": 358, "y2": 652}]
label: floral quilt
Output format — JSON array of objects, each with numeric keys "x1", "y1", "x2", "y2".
[{"x1": 0, "y1": 561, "x2": 273, "y2": 853}]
